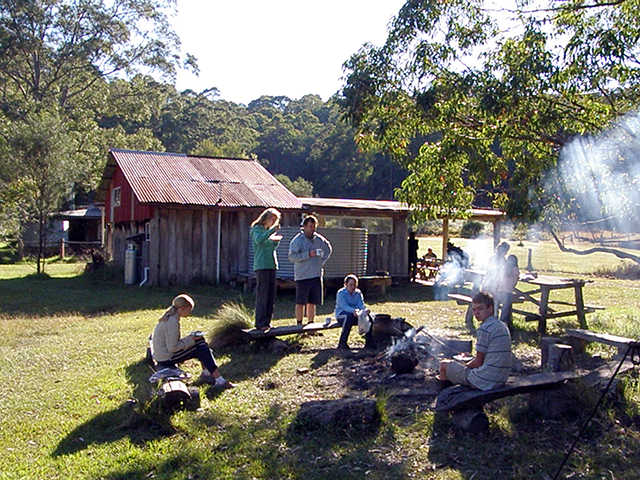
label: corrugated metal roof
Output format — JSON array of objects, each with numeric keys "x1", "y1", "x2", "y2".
[
  {"x1": 300, "y1": 197, "x2": 504, "y2": 219},
  {"x1": 102, "y1": 149, "x2": 303, "y2": 209},
  {"x1": 300, "y1": 197, "x2": 412, "y2": 212}
]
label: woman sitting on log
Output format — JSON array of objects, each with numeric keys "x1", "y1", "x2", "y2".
[{"x1": 152, "y1": 294, "x2": 235, "y2": 388}]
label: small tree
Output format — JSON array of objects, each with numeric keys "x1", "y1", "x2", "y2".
[
  {"x1": 275, "y1": 174, "x2": 314, "y2": 197},
  {"x1": 7, "y1": 111, "x2": 74, "y2": 273}
]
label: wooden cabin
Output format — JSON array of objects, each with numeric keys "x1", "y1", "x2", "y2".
[
  {"x1": 96, "y1": 149, "x2": 303, "y2": 286},
  {"x1": 96, "y1": 149, "x2": 505, "y2": 287}
]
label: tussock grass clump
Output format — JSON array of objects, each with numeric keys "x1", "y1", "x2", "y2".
[
  {"x1": 593, "y1": 261, "x2": 640, "y2": 279},
  {"x1": 208, "y1": 300, "x2": 253, "y2": 349}
]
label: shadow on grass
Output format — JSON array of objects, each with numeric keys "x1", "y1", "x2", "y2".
[
  {"x1": 0, "y1": 273, "x2": 243, "y2": 318},
  {"x1": 96, "y1": 402, "x2": 406, "y2": 480},
  {"x1": 52, "y1": 359, "x2": 180, "y2": 457},
  {"x1": 211, "y1": 342, "x2": 293, "y2": 383}
]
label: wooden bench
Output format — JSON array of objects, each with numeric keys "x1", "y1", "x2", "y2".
[
  {"x1": 522, "y1": 304, "x2": 605, "y2": 323},
  {"x1": 447, "y1": 293, "x2": 526, "y2": 306},
  {"x1": 358, "y1": 275, "x2": 392, "y2": 295},
  {"x1": 243, "y1": 320, "x2": 342, "y2": 339},
  {"x1": 434, "y1": 359, "x2": 635, "y2": 431},
  {"x1": 566, "y1": 328, "x2": 640, "y2": 358}
]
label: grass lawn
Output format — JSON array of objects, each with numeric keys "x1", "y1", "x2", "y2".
[{"x1": 1, "y1": 239, "x2": 640, "y2": 480}]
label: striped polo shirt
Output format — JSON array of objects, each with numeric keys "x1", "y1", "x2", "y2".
[{"x1": 468, "y1": 315, "x2": 512, "y2": 390}]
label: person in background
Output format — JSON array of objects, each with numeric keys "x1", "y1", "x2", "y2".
[
  {"x1": 152, "y1": 294, "x2": 235, "y2": 388},
  {"x1": 335, "y1": 274, "x2": 374, "y2": 350},
  {"x1": 408, "y1": 231, "x2": 419, "y2": 282},
  {"x1": 250, "y1": 208, "x2": 282, "y2": 331},
  {"x1": 439, "y1": 292, "x2": 511, "y2": 391},
  {"x1": 497, "y1": 254, "x2": 520, "y2": 327},
  {"x1": 425, "y1": 247, "x2": 437, "y2": 260},
  {"x1": 288, "y1": 215, "x2": 332, "y2": 325},
  {"x1": 481, "y1": 241, "x2": 510, "y2": 311}
]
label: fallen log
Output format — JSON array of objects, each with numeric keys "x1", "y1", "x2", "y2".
[{"x1": 243, "y1": 320, "x2": 342, "y2": 339}]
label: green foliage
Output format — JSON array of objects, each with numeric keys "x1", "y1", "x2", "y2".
[
  {"x1": 340, "y1": 0, "x2": 640, "y2": 223},
  {"x1": 275, "y1": 174, "x2": 314, "y2": 197},
  {"x1": 460, "y1": 220, "x2": 484, "y2": 239},
  {"x1": 3, "y1": 110, "x2": 74, "y2": 272}
]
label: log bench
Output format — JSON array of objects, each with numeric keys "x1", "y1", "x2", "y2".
[
  {"x1": 434, "y1": 359, "x2": 635, "y2": 431},
  {"x1": 566, "y1": 328, "x2": 640, "y2": 358},
  {"x1": 243, "y1": 319, "x2": 343, "y2": 339}
]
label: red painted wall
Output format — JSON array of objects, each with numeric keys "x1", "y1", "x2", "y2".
[{"x1": 105, "y1": 167, "x2": 154, "y2": 223}]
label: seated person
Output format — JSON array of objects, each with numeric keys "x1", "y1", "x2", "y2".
[
  {"x1": 439, "y1": 292, "x2": 511, "y2": 390},
  {"x1": 424, "y1": 247, "x2": 437, "y2": 260},
  {"x1": 152, "y1": 294, "x2": 234, "y2": 388},
  {"x1": 335, "y1": 274, "x2": 374, "y2": 350}
]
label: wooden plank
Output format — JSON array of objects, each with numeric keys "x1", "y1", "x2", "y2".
[
  {"x1": 524, "y1": 308, "x2": 599, "y2": 322},
  {"x1": 159, "y1": 208, "x2": 170, "y2": 286},
  {"x1": 435, "y1": 360, "x2": 635, "y2": 412},
  {"x1": 149, "y1": 214, "x2": 159, "y2": 286},
  {"x1": 192, "y1": 209, "x2": 203, "y2": 281},
  {"x1": 180, "y1": 210, "x2": 192, "y2": 284},
  {"x1": 566, "y1": 329, "x2": 640, "y2": 349},
  {"x1": 167, "y1": 208, "x2": 177, "y2": 285},
  {"x1": 434, "y1": 371, "x2": 577, "y2": 412},
  {"x1": 200, "y1": 209, "x2": 208, "y2": 282},
  {"x1": 448, "y1": 293, "x2": 473, "y2": 305},
  {"x1": 243, "y1": 320, "x2": 342, "y2": 339}
]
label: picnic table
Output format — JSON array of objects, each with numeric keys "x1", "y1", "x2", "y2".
[
  {"x1": 514, "y1": 274, "x2": 604, "y2": 334},
  {"x1": 415, "y1": 257, "x2": 443, "y2": 281},
  {"x1": 451, "y1": 270, "x2": 604, "y2": 335}
]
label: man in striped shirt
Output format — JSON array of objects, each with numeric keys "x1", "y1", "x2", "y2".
[{"x1": 439, "y1": 292, "x2": 512, "y2": 390}]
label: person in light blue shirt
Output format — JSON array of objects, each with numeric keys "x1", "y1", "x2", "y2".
[{"x1": 335, "y1": 274, "x2": 374, "y2": 350}]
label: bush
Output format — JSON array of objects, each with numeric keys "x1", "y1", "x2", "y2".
[
  {"x1": 460, "y1": 220, "x2": 484, "y2": 238},
  {"x1": 593, "y1": 262, "x2": 640, "y2": 280}
]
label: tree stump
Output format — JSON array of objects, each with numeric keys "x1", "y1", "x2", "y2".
[
  {"x1": 540, "y1": 336, "x2": 561, "y2": 368},
  {"x1": 160, "y1": 380, "x2": 200, "y2": 410},
  {"x1": 450, "y1": 408, "x2": 489, "y2": 433},
  {"x1": 548, "y1": 344, "x2": 574, "y2": 372}
]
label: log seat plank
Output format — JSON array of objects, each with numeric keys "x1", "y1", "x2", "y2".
[{"x1": 434, "y1": 359, "x2": 635, "y2": 412}]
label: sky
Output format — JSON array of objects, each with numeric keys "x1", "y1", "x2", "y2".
[{"x1": 171, "y1": 0, "x2": 407, "y2": 105}]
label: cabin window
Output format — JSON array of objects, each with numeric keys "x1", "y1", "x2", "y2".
[
  {"x1": 145, "y1": 222, "x2": 150, "y2": 241},
  {"x1": 112, "y1": 187, "x2": 121, "y2": 207},
  {"x1": 321, "y1": 216, "x2": 393, "y2": 234}
]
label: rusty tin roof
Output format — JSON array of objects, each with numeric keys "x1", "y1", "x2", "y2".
[{"x1": 98, "y1": 149, "x2": 303, "y2": 209}]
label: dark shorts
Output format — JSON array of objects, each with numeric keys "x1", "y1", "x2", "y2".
[{"x1": 295, "y1": 277, "x2": 323, "y2": 305}]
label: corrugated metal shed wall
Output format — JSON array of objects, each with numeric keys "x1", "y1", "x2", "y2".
[{"x1": 249, "y1": 227, "x2": 368, "y2": 279}]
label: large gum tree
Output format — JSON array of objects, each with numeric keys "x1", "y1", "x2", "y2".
[
  {"x1": 0, "y1": 0, "x2": 194, "y2": 264},
  {"x1": 339, "y1": 0, "x2": 640, "y2": 263}
]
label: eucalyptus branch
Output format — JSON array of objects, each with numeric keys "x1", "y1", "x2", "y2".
[{"x1": 549, "y1": 228, "x2": 640, "y2": 264}]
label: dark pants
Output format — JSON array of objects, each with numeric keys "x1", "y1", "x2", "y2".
[
  {"x1": 498, "y1": 291, "x2": 513, "y2": 327},
  {"x1": 255, "y1": 269, "x2": 277, "y2": 328},
  {"x1": 157, "y1": 339, "x2": 218, "y2": 373},
  {"x1": 337, "y1": 311, "x2": 374, "y2": 347}
]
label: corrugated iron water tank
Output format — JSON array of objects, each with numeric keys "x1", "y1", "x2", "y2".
[{"x1": 248, "y1": 227, "x2": 368, "y2": 279}]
